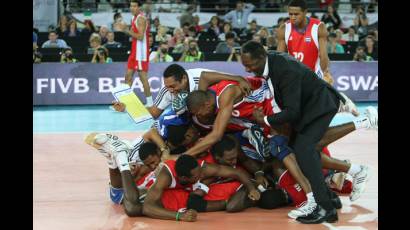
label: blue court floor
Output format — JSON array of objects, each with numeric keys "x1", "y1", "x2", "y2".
[{"x1": 33, "y1": 103, "x2": 377, "y2": 133}]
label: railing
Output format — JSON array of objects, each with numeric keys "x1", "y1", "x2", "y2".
[{"x1": 62, "y1": 0, "x2": 378, "y2": 14}]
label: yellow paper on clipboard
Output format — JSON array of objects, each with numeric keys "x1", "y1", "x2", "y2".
[{"x1": 111, "y1": 84, "x2": 152, "y2": 124}]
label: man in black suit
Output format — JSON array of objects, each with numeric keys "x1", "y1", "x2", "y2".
[{"x1": 240, "y1": 40, "x2": 343, "y2": 224}]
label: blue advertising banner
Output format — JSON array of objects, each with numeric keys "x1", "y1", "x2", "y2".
[{"x1": 33, "y1": 61, "x2": 377, "y2": 105}]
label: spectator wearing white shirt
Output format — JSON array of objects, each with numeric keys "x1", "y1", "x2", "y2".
[
  {"x1": 342, "y1": 26, "x2": 359, "y2": 42},
  {"x1": 223, "y1": 1, "x2": 255, "y2": 34}
]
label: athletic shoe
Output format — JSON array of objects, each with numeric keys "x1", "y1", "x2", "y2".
[
  {"x1": 288, "y1": 199, "x2": 317, "y2": 219},
  {"x1": 248, "y1": 125, "x2": 270, "y2": 159},
  {"x1": 364, "y1": 106, "x2": 378, "y2": 130},
  {"x1": 84, "y1": 133, "x2": 131, "y2": 169},
  {"x1": 325, "y1": 172, "x2": 347, "y2": 191},
  {"x1": 350, "y1": 165, "x2": 372, "y2": 201},
  {"x1": 339, "y1": 92, "x2": 360, "y2": 116}
]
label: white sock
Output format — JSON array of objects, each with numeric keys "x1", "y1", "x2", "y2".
[
  {"x1": 115, "y1": 151, "x2": 130, "y2": 172},
  {"x1": 347, "y1": 164, "x2": 361, "y2": 176},
  {"x1": 353, "y1": 117, "x2": 370, "y2": 130},
  {"x1": 306, "y1": 192, "x2": 316, "y2": 203},
  {"x1": 146, "y1": 96, "x2": 153, "y2": 106}
]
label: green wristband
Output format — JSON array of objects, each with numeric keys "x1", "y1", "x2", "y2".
[{"x1": 176, "y1": 211, "x2": 180, "y2": 221}]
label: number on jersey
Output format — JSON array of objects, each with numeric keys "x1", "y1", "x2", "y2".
[{"x1": 292, "y1": 52, "x2": 304, "y2": 62}]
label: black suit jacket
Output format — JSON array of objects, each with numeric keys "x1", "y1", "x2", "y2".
[{"x1": 265, "y1": 51, "x2": 345, "y2": 132}]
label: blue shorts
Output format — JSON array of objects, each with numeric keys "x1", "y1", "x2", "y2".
[{"x1": 269, "y1": 135, "x2": 291, "y2": 161}]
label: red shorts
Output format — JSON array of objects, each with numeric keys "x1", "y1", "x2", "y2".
[
  {"x1": 127, "y1": 54, "x2": 149, "y2": 72},
  {"x1": 161, "y1": 181, "x2": 242, "y2": 212}
]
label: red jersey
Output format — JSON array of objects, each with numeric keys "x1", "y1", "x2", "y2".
[
  {"x1": 285, "y1": 17, "x2": 324, "y2": 78},
  {"x1": 163, "y1": 159, "x2": 209, "y2": 190},
  {"x1": 128, "y1": 12, "x2": 150, "y2": 71},
  {"x1": 208, "y1": 77, "x2": 282, "y2": 133}
]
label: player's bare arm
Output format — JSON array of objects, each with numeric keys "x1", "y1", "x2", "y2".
[
  {"x1": 198, "y1": 71, "x2": 251, "y2": 95},
  {"x1": 318, "y1": 23, "x2": 330, "y2": 74},
  {"x1": 202, "y1": 163, "x2": 261, "y2": 201},
  {"x1": 142, "y1": 167, "x2": 197, "y2": 221},
  {"x1": 142, "y1": 129, "x2": 171, "y2": 160},
  {"x1": 276, "y1": 23, "x2": 287, "y2": 52},
  {"x1": 124, "y1": 16, "x2": 147, "y2": 41}
]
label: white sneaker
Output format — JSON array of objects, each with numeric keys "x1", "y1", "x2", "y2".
[
  {"x1": 339, "y1": 92, "x2": 360, "y2": 116},
  {"x1": 364, "y1": 106, "x2": 378, "y2": 130},
  {"x1": 350, "y1": 165, "x2": 372, "y2": 202},
  {"x1": 85, "y1": 133, "x2": 131, "y2": 169},
  {"x1": 288, "y1": 200, "x2": 317, "y2": 219}
]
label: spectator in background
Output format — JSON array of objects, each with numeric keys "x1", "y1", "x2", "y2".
[
  {"x1": 206, "y1": 16, "x2": 222, "y2": 39},
  {"x1": 215, "y1": 32, "x2": 240, "y2": 53},
  {"x1": 368, "y1": 29, "x2": 378, "y2": 41},
  {"x1": 276, "y1": 17, "x2": 287, "y2": 28},
  {"x1": 327, "y1": 32, "x2": 345, "y2": 54},
  {"x1": 92, "y1": 47, "x2": 113, "y2": 63},
  {"x1": 335, "y1": 29, "x2": 346, "y2": 45},
  {"x1": 151, "y1": 17, "x2": 161, "y2": 33},
  {"x1": 342, "y1": 26, "x2": 359, "y2": 41},
  {"x1": 42, "y1": 30, "x2": 69, "y2": 48},
  {"x1": 223, "y1": 1, "x2": 255, "y2": 35},
  {"x1": 257, "y1": 27, "x2": 270, "y2": 46},
  {"x1": 321, "y1": 5, "x2": 342, "y2": 30},
  {"x1": 266, "y1": 35, "x2": 277, "y2": 51},
  {"x1": 218, "y1": 22, "x2": 237, "y2": 41},
  {"x1": 179, "y1": 38, "x2": 204, "y2": 62},
  {"x1": 112, "y1": 12, "x2": 127, "y2": 32},
  {"x1": 227, "y1": 46, "x2": 241, "y2": 62},
  {"x1": 252, "y1": 33, "x2": 268, "y2": 50},
  {"x1": 155, "y1": 25, "x2": 172, "y2": 44},
  {"x1": 104, "y1": 31, "x2": 122, "y2": 48},
  {"x1": 168, "y1": 27, "x2": 184, "y2": 48},
  {"x1": 56, "y1": 15, "x2": 69, "y2": 37},
  {"x1": 60, "y1": 47, "x2": 78, "y2": 63},
  {"x1": 99, "y1": 25, "x2": 109, "y2": 45},
  {"x1": 244, "y1": 20, "x2": 259, "y2": 38},
  {"x1": 353, "y1": 46, "x2": 373, "y2": 61},
  {"x1": 88, "y1": 33, "x2": 102, "y2": 54},
  {"x1": 179, "y1": 4, "x2": 195, "y2": 28},
  {"x1": 81, "y1": 20, "x2": 97, "y2": 37},
  {"x1": 182, "y1": 22, "x2": 191, "y2": 37},
  {"x1": 193, "y1": 15, "x2": 204, "y2": 33},
  {"x1": 33, "y1": 32, "x2": 38, "y2": 51},
  {"x1": 353, "y1": 5, "x2": 369, "y2": 39},
  {"x1": 364, "y1": 35, "x2": 378, "y2": 60},
  {"x1": 65, "y1": 20, "x2": 80, "y2": 37},
  {"x1": 188, "y1": 26, "x2": 198, "y2": 39},
  {"x1": 149, "y1": 41, "x2": 174, "y2": 63}
]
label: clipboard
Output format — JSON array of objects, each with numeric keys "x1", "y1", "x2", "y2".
[{"x1": 111, "y1": 84, "x2": 153, "y2": 125}]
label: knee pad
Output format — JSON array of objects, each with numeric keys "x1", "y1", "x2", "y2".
[
  {"x1": 109, "y1": 185, "x2": 124, "y2": 204},
  {"x1": 269, "y1": 135, "x2": 291, "y2": 161},
  {"x1": 187, "y1": 193, "x2": 208, "y2": 212}
]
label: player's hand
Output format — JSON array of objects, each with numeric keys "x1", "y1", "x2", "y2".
[
  {"x1": 248, "y1": 188, "x2": 261, "y2": 201},
  {"x1": 323, "y1": 71, "x2": 334, "y2": 85},
  {"x1": 112, "y1": 101, "x2": 126, "y2": 112},
  {"x1": 255, "y1": 174, "x2": 269, "y2": 189},
  {"x1": 252, "y1": 106, "x2": 266, "y2": 125},
  {"x1": 179, "y1": 209, "x2": 198, "y2": 222},
  {"x1": 238, "y1": 78, "x2": 252, "y2": 96}
]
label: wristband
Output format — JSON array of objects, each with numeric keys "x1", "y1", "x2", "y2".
[
  {"x1": 192, "y1": 181, "x2": 210, "y2": 194},
  {"x1": 176, "y1": 211, "x2": 180, "y2": 221},
  {"x1": 254, "y1": 171, "x2": 264, "y2": 177}
]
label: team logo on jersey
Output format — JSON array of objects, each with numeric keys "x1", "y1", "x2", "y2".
[{"x1": 305, "y1": 37, "x2": 311, "y2": 42}]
